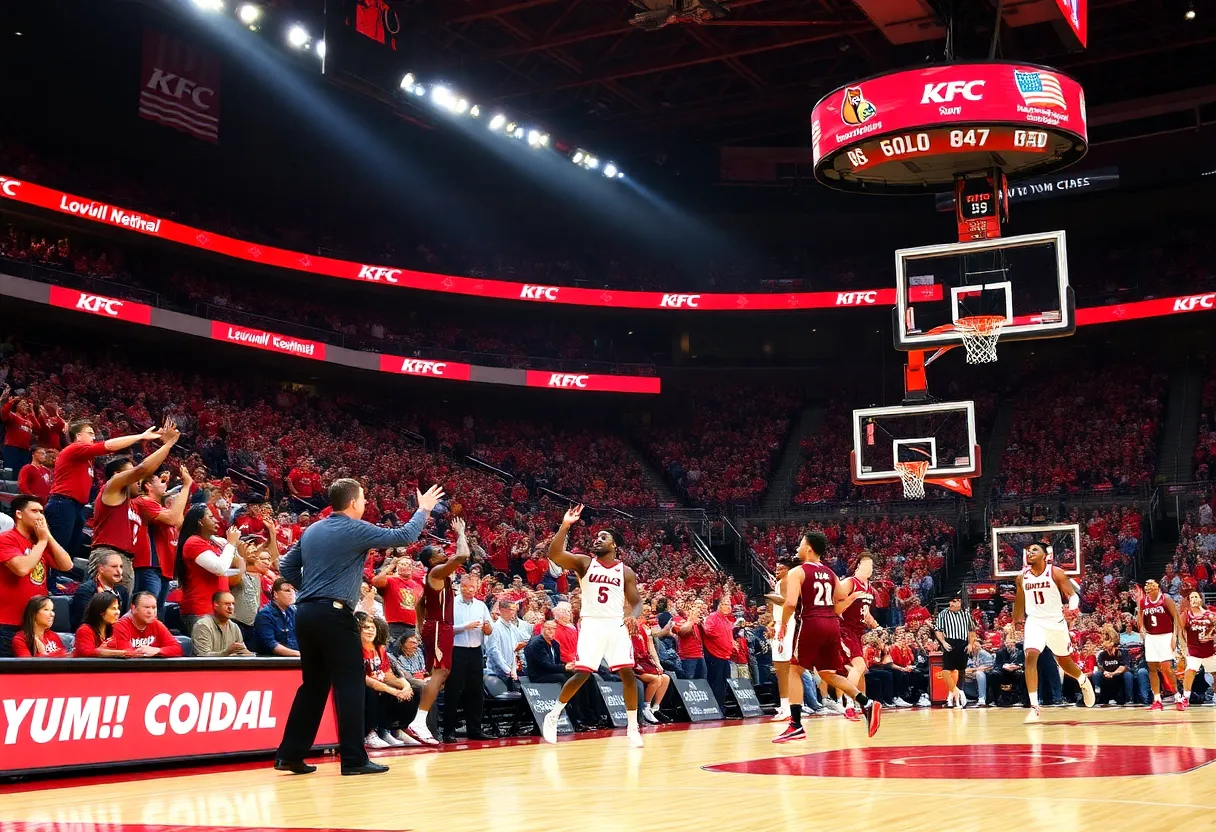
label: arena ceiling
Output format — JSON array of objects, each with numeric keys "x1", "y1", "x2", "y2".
[{"x1": 383, "y1": 0, "x2": 1216, "y2": 151}]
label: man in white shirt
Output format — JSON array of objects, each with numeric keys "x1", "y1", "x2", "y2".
[
  {"x1": 445, "y1": 576, "x2": 493, "y2": 741},
  {"x1": 486, "y1": 598, "x2": 532, "y2": 687}
]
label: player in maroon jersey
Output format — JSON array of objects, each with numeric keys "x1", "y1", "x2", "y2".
[
  {"x1": 835, "y1": 553, "x2": 878, "y2": 720},
  {"x1": 404, "y1": 517, "x2": 470, "y2": 745},
  {"x1": 1137, "y1": 578, "x2": 1179, "y2": 711},
  {"x1": 1176, "y1": 591, "x2": 1216, "y2": 711},
  {"x1": 774, "y1": 530, "x2": 880, "y2": 742}
]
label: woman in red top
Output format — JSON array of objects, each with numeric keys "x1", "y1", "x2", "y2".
[
  {"x1": 176, "y1": 504, "x2": 243, "y2": 634},
  {"x1": 11, "y1": 596, "x2": 67, "y2": 657},
  {"x1": 627, "y1": 616, "x2": 671, "y2": 724},
  {"x1": 74, "y1": 591, "x2": 130, "y2": 658},
  {"x1": 1, "y1": 394, "x2": 41, "y2": 473},
  {"x1": 358, "y1": 613, "x2": 415, "y2": 748}
]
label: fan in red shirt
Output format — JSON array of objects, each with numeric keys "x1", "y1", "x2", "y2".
[
  {"x1": 35, "y1": 402, "x2": 67, "y2": 451},
  {"x1": 0, "y1": 495, "x2": 74, "y2": 657},
  {"x1": 1, "y1": 393, "x2": 41, "y2": 471},
  {"x1": 17, "y1": 447, "x2": 53, "y2": 503},
  {"x1": 46, "y1": 418, "x2": 165, "y2": 567},
  {"x1": 111, "y1": 591, "x2": 183, "y2": 657},
  {"x1": 89, "y1": 421, "x2": 182, "y2": 594},
  {"x1": 372, "y1": 554, "x2": 425, "y2": 642},
  {"x1": 176, "y1": 505, "x2": 247, "y2": 635},
  {"x1": 287, "y1": 460, "x2": 324, "y2": 508},
  {"x1": 74, "y1": 589, "x2": 133, "y2": 658},
  {"x1": 132, "y1": 466, "x2": 193, "y2": 613},
  {"x1": 11, "y1": 595, "x2": 67, "y2": 657}
]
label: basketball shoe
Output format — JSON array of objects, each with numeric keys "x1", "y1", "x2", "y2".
[
  {"x1": 1024, "y1": 705, "x2": 1041, "y2": 723},
  {"x1": 861, "y1": 701, "x2": 882, "y2": 737},
  {"x1": 772, "y1": 722, "x2": 806, "y2": 744}
]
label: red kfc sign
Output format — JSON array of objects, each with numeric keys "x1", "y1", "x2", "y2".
[
  {"x1": 48, "y1": 286, "x2": 153, "y2": 325},
  {"x1": 525, "y1": 371, "x2": 661, "y2": 394},
  {"x1": 378, "y1": 354, "x2": 473, "y2": 381},
  {"x1": 0, "y1": 666, "x2": 336, "y2": 775},
  {"x1": 139, "y1": 29, "x2": 221, "y2": 143}
]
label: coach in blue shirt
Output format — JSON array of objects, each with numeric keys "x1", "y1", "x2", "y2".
[
  {"x1": 274, "y1": 478, "x2": 444, "y2": 776},
  {"x1": 255, "y1": 577, "x2": 300, "y2": 656}
]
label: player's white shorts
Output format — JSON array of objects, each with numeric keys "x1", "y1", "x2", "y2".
[
  {"x1": 770, "y1": 622, "x2": 796, "y2": 663},
  {"x1": 573, "y1": 617, "x2": 634, "y2": 673},
  {"x1": 1024, "y1": 618, "x2": 1071, "y2": 655},
  {"x1": 1186, "y1": 655, "x2": 1216, "y2": 674},
  {"x1": 1144, "y1": 632, "x2": 1175, "y2": 663}
]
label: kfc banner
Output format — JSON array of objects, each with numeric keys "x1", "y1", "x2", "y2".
[
  {"x1": 140, "y1": 29, "x2": 221, "y2": 143},
  {"x1": 378, "y1": 354, "x2": 473, "y2": 381},
  {"x1": 49, "y1": 285, "x2": 153, "y2": 325},
  {"x1": 0, "y1": 665, "x2": 335, "y2": 775},
  {"x1": 525, "y1": 371, "x2": 662, "y2": 394}
]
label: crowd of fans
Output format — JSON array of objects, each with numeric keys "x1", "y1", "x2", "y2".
[
  {"x1": 994, "y1": 364, "x2": 1165, "y2": 496},
  {"x1": 1195, "y1": 366, "x2": 1216, "y2": 484},
  {"x1": 641, "y1": 384, "x2": 801, "y2": 509}
]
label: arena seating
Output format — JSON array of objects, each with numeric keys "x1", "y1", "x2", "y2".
[{"x1": 1195, "y1": 368, "x2": 1216, "y2": 484}]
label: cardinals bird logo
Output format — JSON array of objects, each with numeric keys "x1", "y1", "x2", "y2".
[{"x1": 840, "y1": 86, "x2": 876, "y2": 125}]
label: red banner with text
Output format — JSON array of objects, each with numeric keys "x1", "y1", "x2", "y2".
[
  {"x1": 211, "y1": 321, "x2": 327, "y2": 360},
  {"x1": 140, "y1": 29, "x2": 221, "y2": 143},
  {"x1": 0, "y1": 666, "x2": 335, "y2": 774},
  {"x1": 524, "y1": 370, "x2": 663, "y2": 394},
  {"x1": 48, "y1": 285, "x2": 153, "y2": 325}
]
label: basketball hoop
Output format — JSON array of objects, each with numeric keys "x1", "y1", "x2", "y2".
[
  {"x1": 894, "y1": 460, "x2": 930, "y2": 499},
  {"x1": 955, "y1": 315, "x2": 1005, "y2": 364}
]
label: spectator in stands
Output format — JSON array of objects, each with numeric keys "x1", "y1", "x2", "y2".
[
  {"x1": 254, "y1": 577, "x2": 300, "y2": 657},
  {"x1": 701, "y1": 597, "x2": 735, "y2": 711},
  {"x1": 11, "y1": 595, "x2": 66, "y2": 657},
  {"x1": 446, "y1": 576, "x2": 492, "y2": 741},
  {"x1": 964, "y1": 639, "x2": 994, "y2": 706},
  {"x1": 232, "y1": 537, "x2": 275, "y2": 646},
  {"x1": 17, "y1": 447, "x2": 52, "y2": 503},
  {"x1": 549, "y1": 600, "x2": 579, "y2": 660},
  {"x1": 1092, "y1": 633, "x2": 1132, "y2": 705},
  {"x1": 47, "y1": 419, "x2": 166, "y2": 565},
  {"x1": 628, "y1": 616, "x2": 671, "y2": 724},
  {"x1": 387, "y1": 632, "x2": 440, "y2": 739},
  {"x1": 675, "y1": 600, "x2": 708, "y2": 680},
  {"x1": 177, "y1": 506, "x2": 245, "y2": 635},
  {"x1": 524, "y1": 619, "x2": 566, "y2": 682},
  {"x1": 0, "y1": 495, "x2": 73, "y2": 657},
  {"x1": 1, "y1": 391, "x2": 40, "y2": 472},
  {"x1": 69, "y1": 551, "x2": 130, "y2": 631},
  {"x1": 111, "y1": 591, "x2": 184, "y2": 656},
  {"x1": 358, "y1": 613, "x2": 416, "y2": 748},
  {"x1": 991, "y1": 627, "x2": 1027, "y2": 706},
  {"x1": 287, "y1": 458, "x2": 324, "y2": 512},
  {"x1": 74, "y1": 590, "x2": 129, "y2": 658},
  {"x1": 486, "y1": 598, "x2": 531, "y2": 687},
  {"x1": 132, "y1": 466, "x2": 192, "y2": 611},
  {"x1": 372, "y1": 552, "x2": 423, "y2": 643},
  {"x1": 192, "y1": 591, "x2": 254, "y2": 657}
]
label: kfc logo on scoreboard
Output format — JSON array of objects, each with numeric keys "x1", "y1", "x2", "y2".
[
  {"x1": 1173, "y1": 294, "x2": 1216, "y2": 312},
  {"x1": 659, "y1": 294, "x2": 700, "y2": 308},
  {"x1": 921, "y1": 80, "x2": 985, "y2": 104},
  {"x1": 521, "y1": 285, "x2": 560, "y2": 301},
  {"x1": 77, "y1": 294, "x2": 127, "y2": 317},
  {"x1": 835, "y1": 291, "x2": 878, "y2": 306},
  {"x1": 49, "y1": 287, "x2": 153, "y2": 325},
  {"x1": 549, "y1": 374, "x2": 589, "y2": 388},
  {"x1": 399, "y1": 359, "x2": 447, "y2": 376},
  {"x1": 358, "y1": 266, "x2": 401, "y2": 283}
]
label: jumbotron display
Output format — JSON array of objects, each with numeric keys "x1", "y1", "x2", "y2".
[{"x1": 812, "y1": 63, "x2": 1088, "y2": 193}]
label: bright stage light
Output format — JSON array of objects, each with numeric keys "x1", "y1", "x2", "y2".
[
  {"x1": 489, "y1": 114, "x2": 507, "y2": 131},
  {"x1": 527, "y1": 129, "x2": 542, "y2": 147},
  {"x1": 237, "y1": 3, "x2": 260, "y2": 24},
  {"x1": 192, "y1": 0, "x2": 224, "y2": 12},
  {"x1": 400, "y1": 73, "x2": 416, "y2": 91},
  {"x1": 513, "y1": 127, "x2": 525, "y2": 139},
  {"x1": 585, "y1": 155, "x2": 598, "y2": 169},
  {"x1": 456, "y1": 98, "x2": 469, "y2": 114},
  {"x1": 316, "y1": 40, "x2": 326, "y2": 59},
  {"x1": 286, "y1": 24, "x2": 310, "y2": 49},
  {"x1": 572, "y1": 151, "x2": 584, "y2": 164},
  {"x1": 603, "y1": 163, "x2": 618, "y2": 178},
  {"x1": 616, "y1": 171, "x2": 625, "y2": 179},
  {"x1": 469, "y1": 105, "x2": 481, "y2": 117}
]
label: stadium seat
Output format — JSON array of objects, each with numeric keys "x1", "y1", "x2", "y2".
[
  {"x1": 50, "y1": 595, "x2": 71, "y2": 633},
  {"x1": 59, "y1": 631, "x2": 75, "y2": 655},
  {"x1": 174, "y1": 635, "x2": 194, "y2": 657},
  {"x1": 482, "y1": 674, "x2": 528, "y2": 738},
  {"x1": 164, "y1": 603, "x2": 183, "y2": 634}
]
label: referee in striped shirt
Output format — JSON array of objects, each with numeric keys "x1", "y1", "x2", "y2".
[{"x1": 935, "y1": 594, "x2": 974, "y2": 707}]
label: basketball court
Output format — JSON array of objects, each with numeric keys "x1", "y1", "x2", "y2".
[{"x1": 4, "y1": 708, "x2": 1216, "y2": 832}]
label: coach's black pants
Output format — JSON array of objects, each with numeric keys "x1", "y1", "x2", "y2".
[
  {"x1": 278, "y1": 600, "x2": 367, "y2": 768},
  {"x1": 443, "y1": 646, "x2": 486, "y2": 738},
  {"x1": 865, "y1": 667, "x2": 895, "y2": 704}
]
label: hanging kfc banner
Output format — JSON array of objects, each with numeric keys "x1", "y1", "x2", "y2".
[{"x1": 139, "y1": 29, "x2": 221, "y2": 143}]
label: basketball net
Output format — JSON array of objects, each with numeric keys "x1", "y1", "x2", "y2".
[
  {"x1": 955, "y1": 315, "x2": 1005, "y2": 364},
  {"x1": 894, "y1": 460, "x2": 929, "y2": 499}
]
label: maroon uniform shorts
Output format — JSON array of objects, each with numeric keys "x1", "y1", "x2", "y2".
[
  {"x1": 794, "y1": 616, "x2": 845, "y2": 674},
  {"x1": 421, "y1": 620, "x2": 454, "y2": 672},
  {"x1": 840, "y1": 629, "x2": 865, "y2": 665}
]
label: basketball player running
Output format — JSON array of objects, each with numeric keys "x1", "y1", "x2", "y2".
[
  {"x1": 1137, "y1": 578, "x2": 1180, "y2": 711},
  {"x1": 774, "y1": 531, "x2": 880, "y2": 742},
  {"x1": 1177, "y1": 591, "x2": 1215, "y2": 711},
  {"x1": 405, "y1": 517, "x2": 470, "y2": 746},
  {"x1": 542, "y1": 505, "x2": 645, "y2": 748},
  {"x1": 1014, "y1": 543, "x2": 1095, "y2": 723},
  {"x1": 836, "y1": 553, "x2": 879, "y2": 721},
  {"x1": 764, "y1": 558, "x2": 799, "y2": 721}
]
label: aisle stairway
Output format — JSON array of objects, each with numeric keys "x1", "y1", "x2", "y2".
[
  {"x1": 760, "y1": 404, "x2": 826, "y2": 513},
  {"x1": 621, "y1": 439, "x2": 683, "y2": 506},
  {"x1": 1156, "y1": 364, "x2": 1204, "y2": 483}
]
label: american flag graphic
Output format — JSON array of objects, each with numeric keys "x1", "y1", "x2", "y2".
[{"x1": 1013, "y1": 70, "x2": 1067, "y2": 110}]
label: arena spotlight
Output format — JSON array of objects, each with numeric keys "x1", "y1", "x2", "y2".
[
  {"x1": 286, "y1": 23, "x2": 310, "y2": 49},
  {"x1": 316, "y1": 40, "x2": 326, "y2": 59},
  {"x1": 1185, "y1": 2, "x2": 1195, "y2": 19},
  {"x1": 513, "y1": 126, "x2": 525, "y2": 139},
  {"x1": 617, "y1": 171, "x2": 625, "y2": 179},
  {"x1": 400, "y1": 72, "x2": 416, "y2": 91},
  {"x1": 192, "y1": 0, "x2": 224, "y2": 11},
  {"x1": 489, "y1": 113, "x2": 507, "y2": 131},
  {"x1": 603, "y1": 162, "x2": 618, "y2": 178},
  {"x1": 572, "y1": 151, "x2": 585, "y2": 164},
  {"x1": 456, "y1": 98, "x2": 469, "y2": 114},
  {"x1": 505, "y1": 122, "x2": 517, "y2": 134},
  {"x1": 585, "y1": 155, "x2": 599, "y2": 169},
  {"x1": 469, "y1": 105, "x2": 481, "y2": 118},
  {"x1": 431, "y1": 85, "x2": 455, "y2": 109},
  {"x1": 527, "y1": 129, "x2": 542, "y2": 147},
  {"x1": 237, "y1": 3, "x2": 260, "y2": 25}
]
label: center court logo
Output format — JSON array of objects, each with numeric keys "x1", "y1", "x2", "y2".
[{"x1": 840, "y1": 86, "x2": 877, "y2": 125}]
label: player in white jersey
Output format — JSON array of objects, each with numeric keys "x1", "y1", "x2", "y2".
[
  {"x1": 1014, "y1": 543, "x2": 1095, "y2": 722},
  {"x1": 541, "y1": 504, "x2": 644, "y2": 747},
  {"x1": 765, "y1": 557, "x2": 799, "y2": 721}
]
